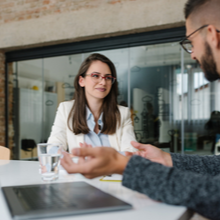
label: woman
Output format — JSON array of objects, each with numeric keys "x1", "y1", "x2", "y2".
[{"x1": 48, "y1": 53, "x2": 137, "y2": 153}]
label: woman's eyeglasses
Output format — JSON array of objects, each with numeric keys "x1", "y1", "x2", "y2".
[{"x1": 85, "y1": 73, "x2": 116, "y2": 85}]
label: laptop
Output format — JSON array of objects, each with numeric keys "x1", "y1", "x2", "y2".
[{"x1": 2, "y1": 181, "x2": 132, "y2": 220}]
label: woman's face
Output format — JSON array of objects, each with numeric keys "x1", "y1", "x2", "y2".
[{"x1": 79, "y1": 60, "x2": 113, "y2": 102}]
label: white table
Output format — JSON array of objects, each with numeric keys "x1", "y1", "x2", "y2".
[{"x1": 0, "y1": 160, "x2": 193, "y2": 220}]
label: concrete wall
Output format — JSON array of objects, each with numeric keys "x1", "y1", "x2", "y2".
[{"x1": 0, "y1": 0, "x2": 186, "y2": 51}]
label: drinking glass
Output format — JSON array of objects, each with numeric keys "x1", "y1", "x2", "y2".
[{"x1": 37, "y1": 143, "x2": 63, "y2": 181}]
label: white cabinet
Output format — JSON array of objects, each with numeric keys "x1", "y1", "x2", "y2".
[{"x1": 18, "y1": 88, "x2": 57, "y2": 159}]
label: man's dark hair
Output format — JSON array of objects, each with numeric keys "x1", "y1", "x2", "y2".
[{"x1": 184, "y1": 0, "x2": 211, "y2": 19}]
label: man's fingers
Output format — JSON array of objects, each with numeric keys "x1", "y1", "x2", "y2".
[
  {"x1": 125, "y1": 151, "x2": 134, "y2": 156},
  {"x1": 79, "y1": 142, "x2": 93, "y2": 148},
  {"x1": 78, "y1": 156, "x2": 86, "y2": 164},
  {"x1": 61, "y1": 148, "x2": 104, "y2": 176},
  {"x1": 87, "y1": 156, "x2": 92, "y2": 161},
  {"x1": 61, "y1": 157, "x2": 87, "y2": 174},
  {"x1": 60, "y1": 157, "x2": 74, "y2": 172},
  {"x1": 134, "y1": 151, "x2": 141, "y2": 156},
  {"x1": 60, "y1": 158, "x2": 70, "y2": 171},
  {"x1": 131, "y1": 141, "x2": 148, "y2": 151},
  {"x1": 61, "y1": 151, "x2": 74, "y2": 165},
  {"x1": 72, "y1": 147, "x2": 99, "y2": 157},
  {"x1": 80, "y1": 142, "x2": 88, "y2": 148}
]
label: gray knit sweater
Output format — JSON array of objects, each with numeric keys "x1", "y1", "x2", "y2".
[{"x1": 122, "y1": 153, "x2": 220, "y2": 220}]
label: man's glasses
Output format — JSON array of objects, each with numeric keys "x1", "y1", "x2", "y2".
[
  {"x1": 85, "y1": 73, "x2": 116, "y2": 84},
  {"x1": 179, "y1": 24, "x2": 220, "y2": 54}
]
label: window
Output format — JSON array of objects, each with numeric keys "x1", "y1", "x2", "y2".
[{"x1": 7, "y1": 27, "x2": 220, "y2": 159}]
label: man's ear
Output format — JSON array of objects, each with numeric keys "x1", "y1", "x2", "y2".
[
  {"x1": 207, "y1": 25, "x2": 220, "y2": 48},
  {"x1": 78, "y1": 76, "x2": 85, "y2": 87}
]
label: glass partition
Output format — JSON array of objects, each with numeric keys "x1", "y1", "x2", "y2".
[
  {"x1": 13, "y1": 59, "x2": 43, "y2": 159},
  {"x1": 12, "y1": 42, "x2": 218, "y2": 160}
]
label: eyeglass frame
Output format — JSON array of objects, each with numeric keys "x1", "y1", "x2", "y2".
[
  {"x1": 179, "y1": 24, "x2": 220, "y2": 54},
  {"x1": 83, "y1": 72, "x2": 116, "y2": 84}
]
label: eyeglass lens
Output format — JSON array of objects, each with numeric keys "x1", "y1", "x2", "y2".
[
  {"x1": 91, "y1": 74, "x2": 115, "y2": 84},
  {"x1": 183, "y1": 40, "x2": 193, "y2": 53}
]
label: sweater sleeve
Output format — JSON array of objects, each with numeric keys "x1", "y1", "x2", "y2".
[
  {"x1": 122, "y1": 155, "x2": 220, "y2": 220},
  {"x1": 171, "y1": 153, "x2": 220, "y2": 176}
]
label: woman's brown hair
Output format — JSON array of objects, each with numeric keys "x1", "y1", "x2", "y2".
[{"x1": 67, "y1": 53, "x2": 120, "y2": 135}]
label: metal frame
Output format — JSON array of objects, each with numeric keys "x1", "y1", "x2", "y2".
[
  {"x1": 6, "y1": 27, "x2": 185, "y2": 62},
  {"x1": 5, "y1": 63, "x2": 8, "y2": 148}
]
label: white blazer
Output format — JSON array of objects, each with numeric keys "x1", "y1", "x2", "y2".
[{"x1": 47, "y1": 100, "x2": 137, "y2": 153}]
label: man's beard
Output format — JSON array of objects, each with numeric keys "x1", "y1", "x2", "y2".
[{"x1": 200, "y1": 42, "x2": 219, "y2": 82}]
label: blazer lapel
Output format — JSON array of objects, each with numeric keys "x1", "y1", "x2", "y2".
[
  {"x1": 108, "y1": 134, "x2": 120, "y2": 151},
  {"x1": 76, "y1": 133, "x2": 84, "y2": 147}
]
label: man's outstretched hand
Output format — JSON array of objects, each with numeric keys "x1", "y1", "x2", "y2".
[
  {"x1": 125, "y1": 141, "x2": 173, "y2": 167},
  {"x1": 61, "y1": 146, "x2": 129, "y2": 179}
]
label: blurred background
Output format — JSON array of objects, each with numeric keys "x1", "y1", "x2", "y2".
[{"x1": 1, "y1": 0, "x2": 220, "y2": 160}]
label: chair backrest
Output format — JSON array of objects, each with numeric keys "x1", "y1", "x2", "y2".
[{"x1": 0, "y1": 146, "x2": 10, "y2": 160}]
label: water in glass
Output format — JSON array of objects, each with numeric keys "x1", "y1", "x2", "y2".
[{"x1": 38, "y1": 143, "x2": 62, "y2": 181}]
